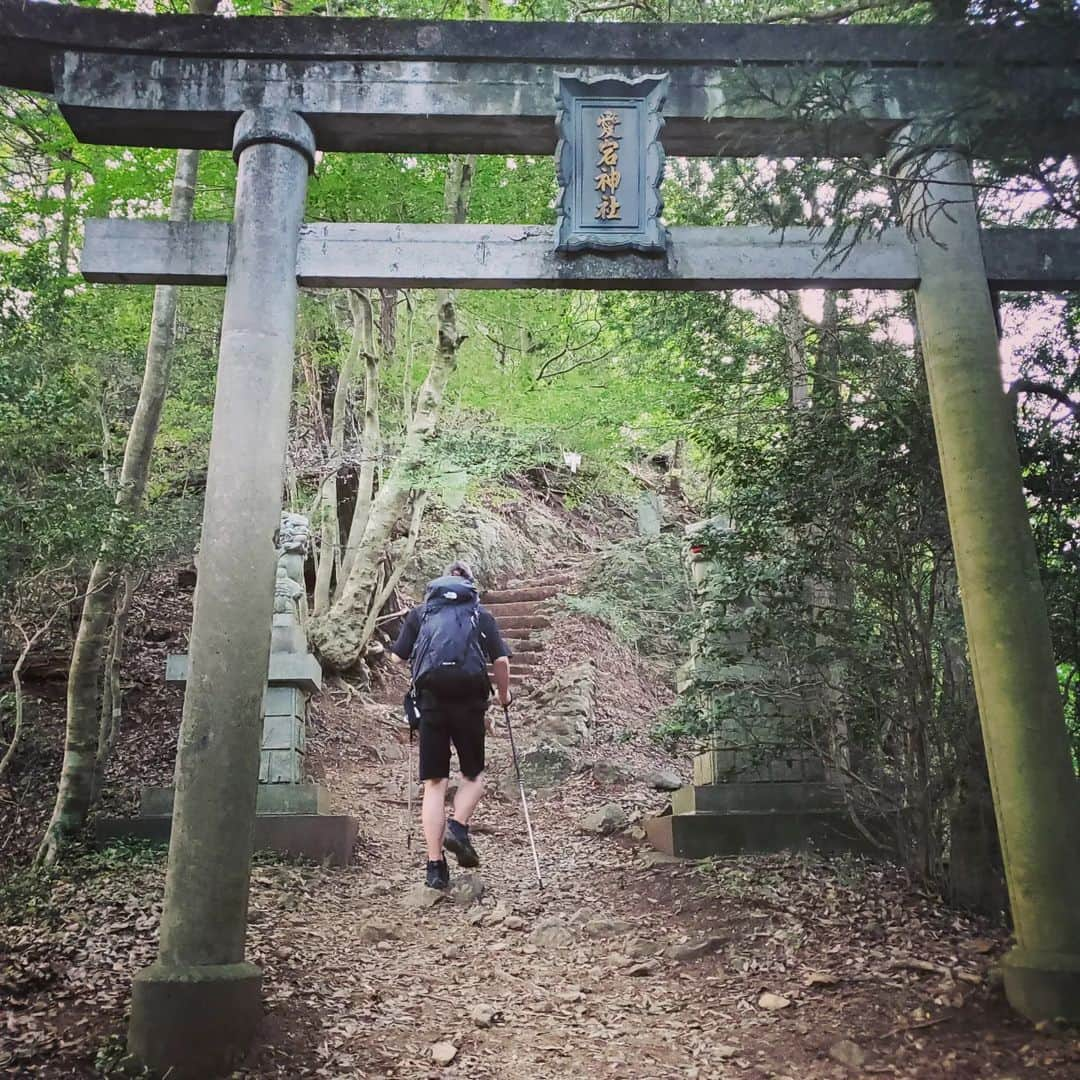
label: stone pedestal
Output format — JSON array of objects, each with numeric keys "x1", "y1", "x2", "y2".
[
  {"x1": 150, "y1": 616, "x2": 354, "y2": 866},
  {"x1": 652, "y1": 514, "x2": 859, "y2": 859},
  {"x1": 140, "y1": 782, "x2": 330, "y2": 818},
  {"x1": 646, "y1": 745, "x2": 864, "y2": 860},
  {"x1": 96, "y1": 812, "x2": 358, "y2": 868}
]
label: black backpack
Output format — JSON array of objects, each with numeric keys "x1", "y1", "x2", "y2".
[{"x1": 410, "y1": 576, "x2": 490, "y2": 698}]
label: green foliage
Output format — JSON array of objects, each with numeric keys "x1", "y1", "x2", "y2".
[
  {"x1": 0, "y1": 839, "x2": 164, "y2": 928},
  {"x1": 565, "y1": 536, "x2": 693, "y2": 656},
  {"x1": 0, "y1": 864, "x2": 64, "y2": 927}
]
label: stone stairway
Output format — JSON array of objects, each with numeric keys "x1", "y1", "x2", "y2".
[{"x1": 481, "y1": 571, "x2": 575, "y2": 695}]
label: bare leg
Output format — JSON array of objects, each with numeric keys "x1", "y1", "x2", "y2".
[
  {"x1": 422, "y1": 779, "x2": 448, "y2": 861},
  {"x1": 452, "y1": 773, "x2": 485, "y2": 826}
]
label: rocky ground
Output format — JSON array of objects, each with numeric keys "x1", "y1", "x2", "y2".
[
  {"x1": 3, "y1": 461, "x2": 1080, "y2": 1080},
  {"x1": 3, "y1": 562, "x2": 1080, "y2": 1077}
]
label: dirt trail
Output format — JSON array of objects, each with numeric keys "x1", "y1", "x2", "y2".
[
  {"x1": 265, "y1": 570, "x2": 1079, "y2": 1079},
  {"x1": 4, "y1": 567, "x2": 1080, "y2": 1077}
]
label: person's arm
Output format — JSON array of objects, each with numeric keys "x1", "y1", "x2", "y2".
[
  {"x1": 479, "y1": 609, "x2": 513, "y2": 709},
  {"x1": 390, "y1": 609, "x2": 420, "y2": 665},
  {"x1": 492, "y1": 655, "x2": 511, "y2": 707}
]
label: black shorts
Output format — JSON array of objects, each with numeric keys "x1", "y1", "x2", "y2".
[{"x1": 417, "y1": 688, "x2": 488, "y2": 781}]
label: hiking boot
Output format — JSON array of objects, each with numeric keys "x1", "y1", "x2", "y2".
[
  {"x1": 443, "y1": 818, "x2": 480, "y2": 869},
  {"x1": 425, "y1": 858, "x2": 450, "y2": 890}
]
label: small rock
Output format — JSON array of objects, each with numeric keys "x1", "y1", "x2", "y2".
[
  {"x1": 356, "y1": 919, "x2": 401, "y2": 944},
  {"x1": 519, "y1": 742, "x2": 576, "y2": 787},
  {"x1": 467, "y1": 908, "x2": 485, "y2": 926},
  {"x1": 627, "y1": 960, "x2": 660, "y2": 977},
  {"x1": 828, "y1": 1040, "x2": 866, "y2": 1070},
  {"x1": 638, "y1": 850, "x2": 684, "y2": 868},
  {"x1": 503, "y1": 915, "x2": 525, "y2": 930},
  {"x1": 715, "y1": 1045, "x2": 737, "y2": 1059},
  {"x1": 569, "y1": 907, "x2": 593, "y2": 927},
  {"x1": 644, "y1": 768, "x2": 682, "y2": 791},
  {"x1": 578, "y1": 803, "x2": 629, "y2": 835},
  {"x1": 627, "y1": 938, "x2": 662, "y2": 959},
  {"x1": 404, "y1": 885, "x2": 446, "y2": 911},
  {"x1": 554, "y1": 986, "x2": 584, "y2": 1003},
  {"x1": 757, "y1": 992, "x2": 792, "y2": 1011},
  {"x1": 530, "y1": 917, "x2": 575, "y2": 948},
  {"x1": 487, "y1": 901, "x2": 512, "y2": 925},
  {"x1": 468, "y1": 1003, "x2": 499, "y2": 1029},
  {"x1": 592, "y1": 760, "x2": 632, "y2": 785},
  {"x1": 665, "y1": 936, "x2": 724, "y2": 962},
  {"x1": 431, "y1": 1041, "x2": 458, "y2": 1066},
  {"x1": 450, "y1": 873, "x2": 485, "y2": 906},
  {"x1": 583, "y1": 917, "x2": 634, "y2": 939},
  {"x1": 360, "y1": 882, "x2": 394, "y2": 899}
]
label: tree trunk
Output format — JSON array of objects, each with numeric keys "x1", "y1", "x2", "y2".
[
  {"x1": 57, "y1": 150, "x2": 74, "y2": 276},
  {"x1": 37, "y1": 141, "x2": 205, "y2": 866},
  {"x1": 0, "y1": 609, "x2": 62, "y2": 783},
  {"x1": 338, "y1": 291, "x2": 380, "y2": 584},
  {"x1": 92, "y1": 573, "x2": 136, "y2": 804},
  {"x1": 777, "y1": 292, "x2": 811, "y2": 411},
  {"x1": 312, "y1": 292, "x2": 366, "y2": 614},
  {"x1": 311, "y1": 156, "x2": 475, "y2": 671}
]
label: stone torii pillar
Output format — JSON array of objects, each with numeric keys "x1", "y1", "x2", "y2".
[
  {"x1": 127, "y1": 109, "x2": 315, "y2": 1075},
  {"x1": 900, "y1": 145, "x2": 1080, "y2": 1023}
]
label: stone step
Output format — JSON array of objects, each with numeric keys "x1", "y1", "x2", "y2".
[
  {"x1": 506, "y1": 638, "x2": 544, "y2": 653},
  {"x1": 496, "y1": 614, "x2": 552, "y2": 632},
  {"x1": 490, "y1": 651, "x2": 541, "y2": 669},
  {"x1": 484, "y1": 600, "x2": 552, "y2": 618},
  {"x1": 482, "y1": 584, "x2": 562, "y2": 605},
  {"x1": 505, "y1": 571, "x2": 576, "y2": 589}
]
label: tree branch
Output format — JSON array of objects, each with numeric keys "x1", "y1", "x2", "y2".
[{"x1": 1008, "y1": 378, "x2": 1080, "y2": 419}]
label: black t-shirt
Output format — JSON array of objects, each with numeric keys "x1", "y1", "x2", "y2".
[{"x1": 391, "y1": 605, "x2": 511, "y2": 665}]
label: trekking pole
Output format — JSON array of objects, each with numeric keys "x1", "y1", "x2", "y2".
[
  {"x1": 503, "y1": 704, "x2": 543, "y2": 889},
  {"x1": 405, "y1": 732, "x2": 415, "y2": 852}
]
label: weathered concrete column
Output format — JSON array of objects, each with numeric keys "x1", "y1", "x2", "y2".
[
  {"x1": 899, "y1": 145, "x2": 1080, "y2": 1022},
  {"x1": 128, "y1": 108, "x2": 315, "y2": 1076}
]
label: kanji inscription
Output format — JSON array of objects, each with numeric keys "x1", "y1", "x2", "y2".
[{"x1": 555, "y1": 73, "x2": 669, "y2": 253}]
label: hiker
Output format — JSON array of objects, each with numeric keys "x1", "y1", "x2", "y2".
[{"x1": 391, "y1": 560, "x2": 512, "y2": 890}]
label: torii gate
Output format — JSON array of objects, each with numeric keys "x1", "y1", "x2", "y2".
[{"x1": 3, "y1": 4, "x2": 1080, "y2": 1073}]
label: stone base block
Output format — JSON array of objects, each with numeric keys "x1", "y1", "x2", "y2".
[
  {"x1": 1002, "y1": 947, "x2": 1080, "y2": 1023},
  {"x1": 671, "y1": 782, "x2": 844, "y2": 816},
  {"x1": 141, "y1": 783, "x2": 330, "y2": 817},
  {"x1": 128, "y1": 960, "x2": 262, "y2": 1078},
  {"x1": 693, "y1": 747, "x2": 826, "y2": 785},
  {"x1": 96, "y1": 812, "x2": 358, "y2": 866},
  {"x1": 645, "y1": 808, "x2": 874, "y2": 859},
  {"x1": 167, "y1": 651, "x2": 322, "y2": 692}
]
